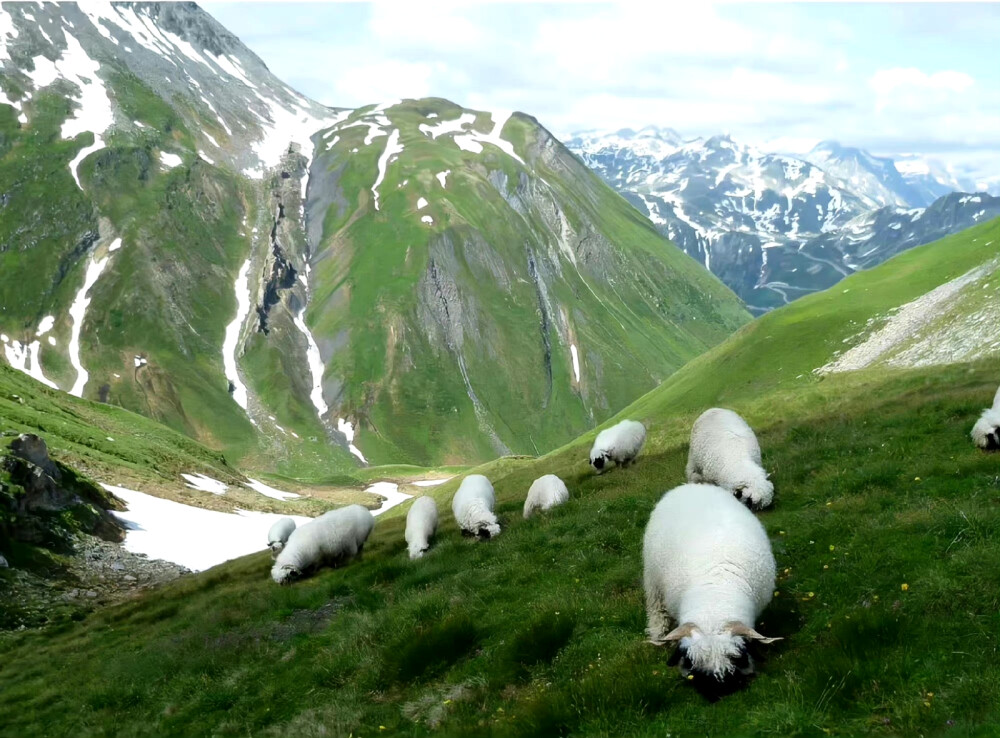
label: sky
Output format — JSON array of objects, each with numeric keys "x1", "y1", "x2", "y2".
[{"x1": 202, "y1": 2, "x2": 1000, "y2": 184}]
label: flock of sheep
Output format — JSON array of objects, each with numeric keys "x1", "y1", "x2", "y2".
[{"x1": 261, "y1": 383, "x2": 1000, "y2": 694}]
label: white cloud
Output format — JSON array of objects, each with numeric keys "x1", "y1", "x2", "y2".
[
  {"x1": 203, "y1": 2, "x2": 1000, "y2": 182},
  {"x1": 870, "y1": 67, "x2": 974, "y2": 97},
  {"x1": 331, "y1": 59, "x2": 437, "y2": 104}
]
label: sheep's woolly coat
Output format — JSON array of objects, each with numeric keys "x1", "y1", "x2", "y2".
[
  {"x1": 643, "y1": 484, "x2": 776, "y2": 682},
  {"x1": 971, "y1": 385, "x2": 1000, "y2": 450},
  {"x1": 405, "y1": 496, "x2": 439, "y2": 559},
  {"x1": 267, "y1": 517, "x2": 297, "y2": 558},
  {"x1": 589, "y1": 420, "x2": 646, "y2": 473},
  {"x1": 523, "y1": 474, "x2": 570, "y2": 518},
  {"x1": 271, "y1": 505, "x2": 374, "y2": 584},
  {"x1": 686, "y1": 408, "x2": 774, "y2": 510},
  {"x1": 452, "y1": 475, "x2": 500, "y2": 539}
]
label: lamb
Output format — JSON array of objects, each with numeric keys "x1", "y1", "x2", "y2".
[
  {"x1": 405, "y1": 496, "x2": 439, "y2": 559},
  {"x1": 271, "y1": 505, "x2": 374, "y2": 584},
  {"x1": 589, "y1": 419, "x2": 646, "y2": 473},
  {"x1": 971, "y1": 384, "x2": 1000, "y2": 451},
  {"x1": 266, "y1": 517, "x2": 297, "y2": 558},
  {"x1": 686, "y1": 408, "x2": 773, "y2": 510},
  {"x1": 523, "y1": 474, "x2": 569, "y2": 518},
  {"x1": 643, "y1": 483, "x2": 779, "y2": 693},
  {"x1": 451, "y1": 474, "x2": 500, "y2": 539}
]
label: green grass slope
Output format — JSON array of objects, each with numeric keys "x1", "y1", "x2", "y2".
[{"x1": 3, "y1": 223, "x2": 999, "y2": 736}]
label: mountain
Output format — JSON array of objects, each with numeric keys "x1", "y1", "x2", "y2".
[
  {"x1": 567, "y1": 128, "x2": 997, "y2": 312},
  {"x1": 893, "y1": 154, "x2": 978, "y2": 206},
  {"x1": 802, "y1": 140, "x2": 924, "y2": 208},
  {"x1": 0, "y1": 2, "x2": 749, "y2": 470},
  {"x1": 764, "y1": 192, "x2": 1000, "y2": 299},
  {"x1": 4, "y1": 219, "x2": 999, "y2": 736}
]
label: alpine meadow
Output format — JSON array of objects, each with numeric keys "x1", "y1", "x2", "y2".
[{"x1": 1, "y1": 3, "x2": 999, "y2": 737}]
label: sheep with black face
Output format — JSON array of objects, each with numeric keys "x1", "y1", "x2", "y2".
[
  {"x1": 643, "y1": 483, "x2": 779, "y2": 693},
  {"x1": 971, "y1": 384, "x2": 1000, "y2": 451},
  {"x1": 266, "y1": 517, "x2": 296, "y2": 558},
  {"x1": 452, "y1": 474, "x2": 500, "y2": 539},
  {"x1": 589, "y1": 419, "x2": 646, "y2": 474},
  {"x1": 271, "y1": 505, "x2": 374, "y2": 585},
  {"x1": 686, "y1": 408, "x2": 774, "y2": 510}
]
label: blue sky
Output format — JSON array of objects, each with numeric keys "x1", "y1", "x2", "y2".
[{"x1": 203, "y1": 2, "x2": 1000, "y2": 183}]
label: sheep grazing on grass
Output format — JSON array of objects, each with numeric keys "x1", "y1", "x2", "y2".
[
  {"x1": 686, "y1": 408, "x2": 773, "y2": 510},
  {"x1": 589, "y1": 419, "x2": 646, "y2": 473},
  {"x1": 405, "y1": 496, "x2": 439, "y2": 559},
  {"x1": 266, "y1": 517, "x2": 297, "y2": 558},
  {"x1": 452, "y1": 474, "x2": 500, "y2": 539},
  {"x1": 644, "y1": 483, "x2": 779, "y2": 696},
  {"x1": 523, "y1": 474, "x2": 569, "y2": 518},
  {"x1": 271, "y1": 505, "x2": 374, "y2": 585},
  {"x1": 971, "y1": 385, "x2": 1000, "y2": 451}
]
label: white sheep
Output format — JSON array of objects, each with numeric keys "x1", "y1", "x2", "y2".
[
  {"x1": 266, "y1": 517, "x2": 297, "y2": 558},
  {"x1": 405, "y1": 496, "x2": 439, "y2": 559},
  {"x1": 452, "y1": 474, "x2": 500, "y2": 539},
  {"x1": 686, "y1": 408, "x2": 774, "y2": 510},
  {"x1": 271, "y1": 505, "x2": 374, "y2": 584},
  {"x1": 643, "y1": 483, "x2": 779, "y2": 690},
  {"x1": 523, "y1": 474, "x2": 569, "y2": 518},
  {"x1": 589, "y1": 419, "x2": 646, "y2": 473},
  {"x1": 971, "y1": 384, "x2": 1000, "y2": 451}
]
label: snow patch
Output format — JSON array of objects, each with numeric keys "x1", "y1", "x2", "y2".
[
  {"x1": 222, "y1": 259, "x2": 252, "y2": 410},
  {"x1": 159, "y1": 151, "x2": 182, "y2": 169},
  {"x1": 421, "y1": 215, "x2": 434, "y2": 225},
  {"x1": 245, "y1": 478, "x2": 300, "y2": 501},
  {"x1": 365, "y1": 482, "x2": 412, "y2": 517},
  {"x1": 36, "y1": 316, "x2": 55, "y2": 336},
  {"x1": 371, "y1": 128, "x2": 403, "y2": 211},
  {"x1": 24, "y1": 31, "x2": 115, "y2": 189},
  {"x1": 291, "y1": 307, "x2": 329, "y2": 417},
  {"x1": 419, "y1": 112, "x2": 476, "y2": 139},
  {"x1": 68, "y1": 254, "x2": 112, "y2": 397},
  {"x1": 181, "y1": 473, "x2": 228, "y2": 495},
  {"x1": 104, "y1": 484, "x2": 311, "y2": 572},
  {"x1": 338, "y1": 418, "x2": 367, "y2": 464},
  {"x1": 570, "y1": 343, "x2": 581, "y2": 382},
  {"x1": 2, "y1": 338, "x2": 58, "y2": 389},
  {"x1": 417, "y1": 197, "x2": 428, "y2": 210},
  {"x1": 436, "y1": 170, "x2": 451, "y2": 187}
]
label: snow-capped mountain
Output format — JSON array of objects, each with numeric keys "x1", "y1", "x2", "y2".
[
  {"x1": 893, "y1": 155, "x2": 980, "y2": 206},
  {"x1": 0, "y1": 3, "x2": 748, "y2": 469},
  {"x1": 567, "y1": 128, "x2": 998, "y2": 312},
  {"x1": 803, "y1": 141, "x2": 923, "y2": 209}
]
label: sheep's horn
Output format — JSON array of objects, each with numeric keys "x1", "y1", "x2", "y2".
[
  {"x1": 664, "y1": 623, "x2": 699, "y2": 641},
  {"x1": 727, "y1": 622, "x2": 782, "y2": 644}
]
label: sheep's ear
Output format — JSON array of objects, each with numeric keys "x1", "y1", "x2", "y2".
[
  {"x1": 727, "y1": 622, "x2": 782, "y2": 644},
  {"x1": 664, "y1": 623, "x2": 699, "y2": 641}
]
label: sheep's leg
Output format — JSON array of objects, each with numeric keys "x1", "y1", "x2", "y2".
[{"x1": 645, "y1": 585, "x2": 673, "y2": 646}]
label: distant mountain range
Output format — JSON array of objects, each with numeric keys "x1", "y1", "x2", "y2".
[{"x1": 567, "y1": 127, "x2": 1000, "y2": 312}]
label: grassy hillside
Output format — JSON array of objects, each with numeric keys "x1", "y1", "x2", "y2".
[
  {"x1": 2, "y1": 222, "x2": 998, "y2": 736},
  {"x1": 306, "y1": 99, "x2": 749, "y2": 466}
]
